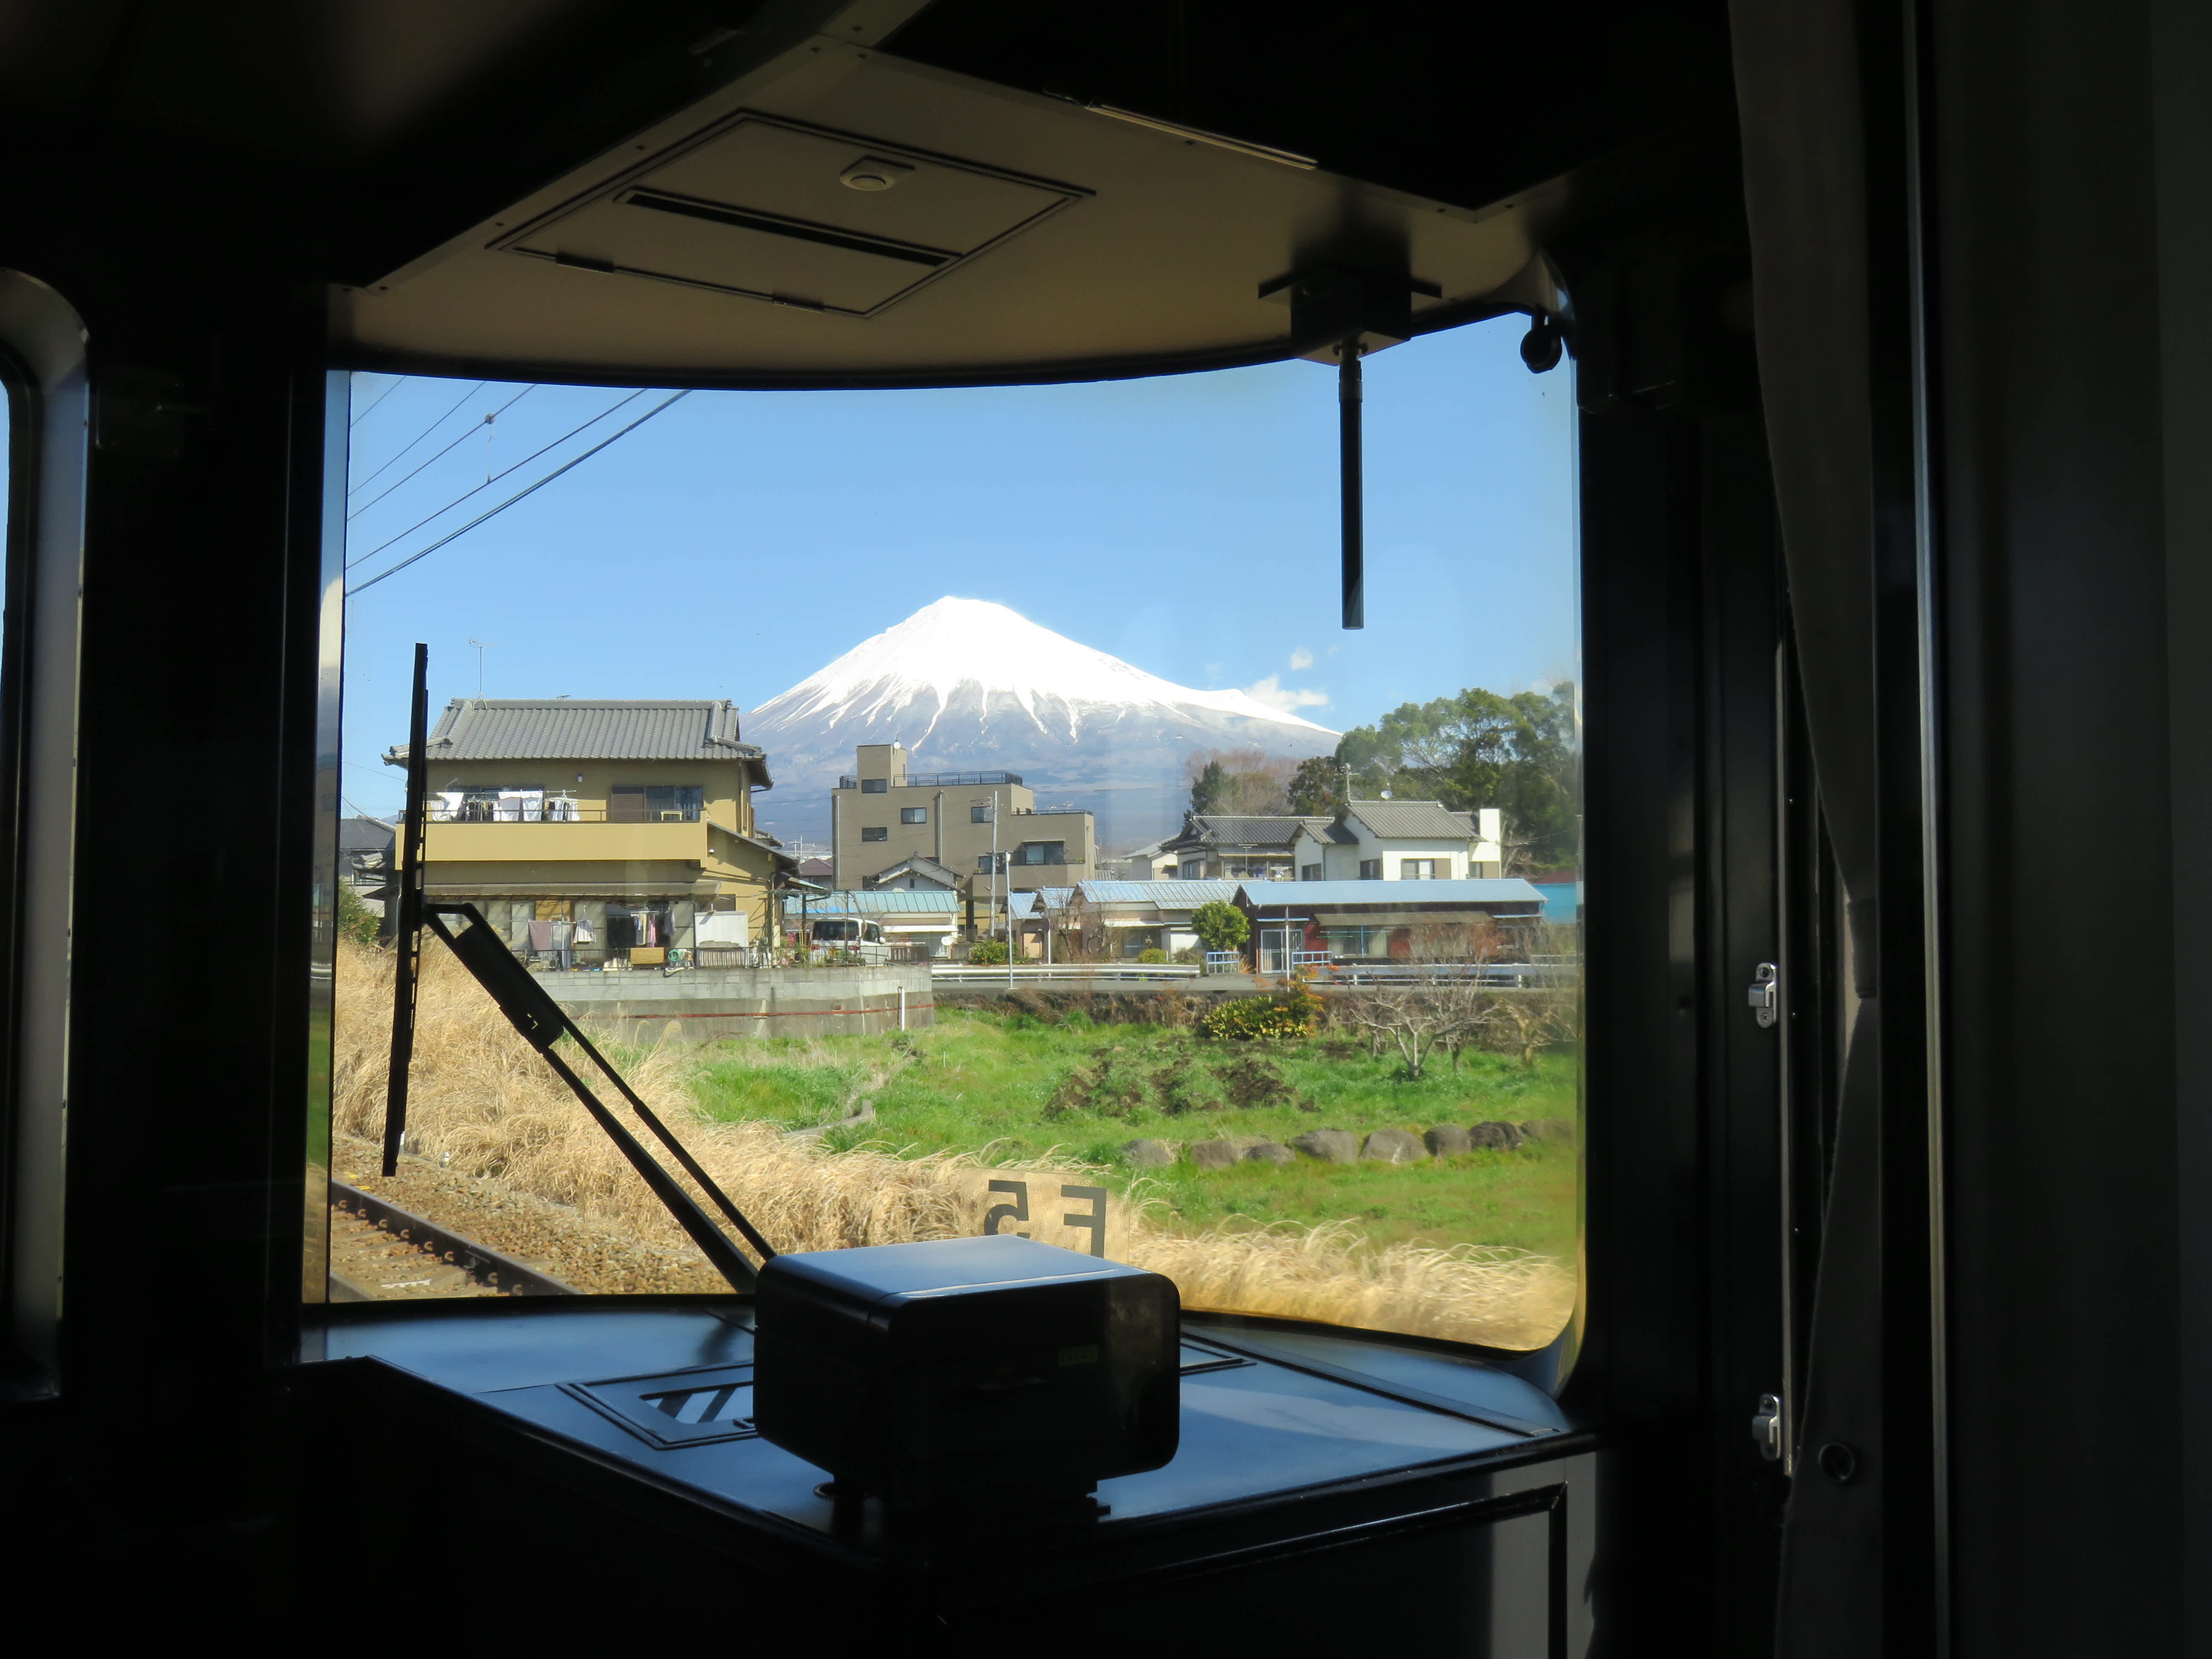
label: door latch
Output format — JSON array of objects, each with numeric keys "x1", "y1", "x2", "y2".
[
  {"x1": 1752, "y1": 1393, "x2": 1784, "y2": 1462},
  {"x1": 1748, "y1": 962, "x2": 1779, "y2": 1028}
]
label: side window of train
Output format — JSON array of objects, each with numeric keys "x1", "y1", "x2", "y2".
[
  {"x1": 0, "y1": 273, "x2": 90, "y2": 1395},
  {"x1": 318, "y1": 322, "x2": 1583, "y2": 1359}
]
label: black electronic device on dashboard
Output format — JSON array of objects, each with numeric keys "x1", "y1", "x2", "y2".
[{"x1": 752, "y1": 1234, "x2": 1180, "y2": 1513}]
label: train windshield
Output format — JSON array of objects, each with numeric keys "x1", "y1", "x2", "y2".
[{"x1": 319, "y1": 317, "x2": 1582, "y2": 1352}]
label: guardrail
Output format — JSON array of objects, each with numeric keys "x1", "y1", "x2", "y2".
[
  {"x1": 931, "y1": 962, "x2": 1204, "y2": 983},
  {"x1": 1318, "y1": 961, "x2": 1579, "y2": 988}
]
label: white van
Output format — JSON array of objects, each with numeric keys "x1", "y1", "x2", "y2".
[{"x1": 806, "y1": 916, "x2": 890, "y2": 965}]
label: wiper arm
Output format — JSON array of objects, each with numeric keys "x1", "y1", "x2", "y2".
[{"x1": 422, "y1": 901, "x2": 775, "y2": 1292}]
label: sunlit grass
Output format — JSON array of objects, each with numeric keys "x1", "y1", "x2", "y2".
[{"x1": 687, "y1": 1009, "x2": 1577, "y2": 1259}]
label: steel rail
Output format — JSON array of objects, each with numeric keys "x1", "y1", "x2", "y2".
[{"x1": 330, "y1": 1178, "x2": 575, "y2": 1298}]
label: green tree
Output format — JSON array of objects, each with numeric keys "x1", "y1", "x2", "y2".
[
  {"x1": 1190, "y1": 899, "x2": 1249, "y2": 955},
  {"x1": 1326, "y1": 682, "x2": 1578, "y2": 872},
  {"x1": 1286, "y1": 755, "x2": 1344, "y2": 815},
  {"x1": 1189, "y1": 758, "x2": 1230, "y2": 815},
  {"x1": 967, "y1": 937, "x2": 1009, "y2": 964}
]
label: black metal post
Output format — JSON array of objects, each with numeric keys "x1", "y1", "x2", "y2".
[
  {"x1": 381, "y1": 643, "x2": 431, "y2": 1176},
  {"x1": 1340, "y1": 340, "x2": 1364, "y2": 629}
]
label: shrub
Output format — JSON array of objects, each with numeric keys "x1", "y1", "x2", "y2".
[
  {"x1": 1148, "y1": 1050, "x2": 1220, "y2": 1115},
  {"x1": 1201, "y1": 984, "x2": 1323, "y2": 1040},
  {"x1": 1213, "y1": 1051, "x2": 1318, "y2": 1112},
  {"x1": 1136, "y1": 946, "x2": 1168, "y2": 963},
  {"x1": 1190, "y1": 899, "x2": 1250, "y2": 955},
  {"x1": 1044, "y1": 1048, "x2": 1149, "y2": 1119},
  {"x1": 336, "y1": 885, "x2": 382, "y2": 951},
  {"x1": 967, "y1": 937, "x2": 1010, "y2": 964},
  {"x1": 1170, "y1": 946, "x2": 1200, "y2": 964}
]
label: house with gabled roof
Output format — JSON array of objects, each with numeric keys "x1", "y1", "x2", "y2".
[
  {"x1": 864, "y1": 853, "x2": 963, "y2": 893},
  {"x1": 1290, "y1": 800, "x2": 1504, "y2": 882},
  {"x1": 1156, "y1": 812, "x2": 1328, "y2": 882},
  {"x1": 385, "y1": 697, "x2": 794, "y2": 968}
]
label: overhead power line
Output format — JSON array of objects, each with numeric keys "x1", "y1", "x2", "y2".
[
  {"x1": 347, "y1": 383, "x2": 537, "y2": 521},
  {"x1": 343, "y1": 388, "x2": 647, "y2": 571},
  {"x1": 345, "y1": 390, "x2": 690, "y2": 598},
  {"x1": 349, "y1": 376, "x2": 400, "y2": 427},
  {"x1": 348, "y1": 380, "x2": 487, "y2": 496}
]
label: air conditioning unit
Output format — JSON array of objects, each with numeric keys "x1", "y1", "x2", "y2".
[{"x1": 658, "y1": 810, "x2": 687, "y2": 822}]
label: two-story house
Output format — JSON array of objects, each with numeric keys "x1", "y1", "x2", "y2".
[
  {"x1": 1290, "y1": 800, "x2": 1505, "y2": 881},
  {"x1": 1156, "y1": 812, "x2": 1326, "y2": 881},
  {"x1": 830, "y1": 743, "x2": 1095, "y2": 904},
  {"x1": 385, "y1": 698, "x2": 793, "y2": 967}
]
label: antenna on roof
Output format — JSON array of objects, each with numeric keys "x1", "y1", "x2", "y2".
[{"x1": 467, "y1": 636, "x2": 497, "y2": 697}]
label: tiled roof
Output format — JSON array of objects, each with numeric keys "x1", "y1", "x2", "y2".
[
  {"x1": 1300, "y1": 820, "x2": 1360, "y2": 844},
  {"x1": 338, "y1": 815, "x2": 395, "y2": 854},
  {"x1": 1074, "y1": 880, "x2": 1242, "y2": 907},
  {"x1": 386, "y1": 699, "x2": 768, "y2": 781},
  {"x1": 1341, "y1": 800, "x2": 1479, "y2": 839},
  {"x1": 1233, "y1": 878, "x2": 1545, "y2": 908},
  {"x1": 869, "y1": 854, "x2": 962, "y2": 888},
  {"x1": 1168, "y1": 813, "x2": 1327, "y2": 851}
]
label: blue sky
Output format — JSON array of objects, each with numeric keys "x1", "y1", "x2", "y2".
[{"x1": 338, "y1": 314, "x2": 1576, "y2": 821}]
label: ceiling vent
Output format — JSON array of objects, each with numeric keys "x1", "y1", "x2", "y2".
[{"x1": 494, "y1": 113, "x2": 1088, "y2": 318}]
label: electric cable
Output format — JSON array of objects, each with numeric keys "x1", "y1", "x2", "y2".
[
  {"x1": 344, "y1": 389, "x2": 647, "y2": 571},
  {"x1": 349, "y1": 376, "x2": 400, "y2": 427},
  {"x1": 347, "y1": 383, "x2": 537, "y2": 521},
  {"x1": 345, "y1": 390, "x2": 690, "y2": 597},
  {"x1": 347, "y1": 380, "x2": 487, "y2": 496}
]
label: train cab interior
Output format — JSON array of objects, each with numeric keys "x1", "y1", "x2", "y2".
[{"x1": 2, "y1": 2, "x2": 2207, "y2": 1653}]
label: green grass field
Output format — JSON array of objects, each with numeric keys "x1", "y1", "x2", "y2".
[{"x1": 680, "y1": 1008, "x2": 1578, "y2": 1259}]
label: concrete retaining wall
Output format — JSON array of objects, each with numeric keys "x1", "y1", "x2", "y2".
[{"x1": 545, "y1": 964, "x2": 934, "y2": 1043}]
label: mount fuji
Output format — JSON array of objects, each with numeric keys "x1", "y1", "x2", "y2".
[{"x1": 743, "y1": 597, "x2": 1338, "y2": 848}]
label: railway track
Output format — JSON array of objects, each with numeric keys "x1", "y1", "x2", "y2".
[{"x1": 329, "y1": 1179, "x2": 575, "y2": 1301}]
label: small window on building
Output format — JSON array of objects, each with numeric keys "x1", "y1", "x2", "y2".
[
  {"x1": 861, "y1": 826, "x2": 888, "y2": 842},
  {"x1": 900, "y1": 807, "x2": 928, "y2": 824},
  {"x1": 1359, "y1": 859, "x2": 1382, "y2": 880},
  {"x1": 977, "y1": 853, "x2": 1002, "y2": 872},
  {"x1": 970, "y1": 804, "x2": 992, "y2": 822},
  {"x1": 1402, "y1": 859, "x2": 1438, "y2": 879},
  {"x1": 1301, "y1": 863, "x2": 1322, "y2": 881},
  {"x1": 861, "y1": 778, "x2": 888, "y2": 794},
  {"x1": 1014, "y1": 842, "x2": 1065, "y2": 866}
]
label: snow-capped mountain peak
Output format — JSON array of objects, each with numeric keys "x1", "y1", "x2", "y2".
[
  {"x1": 752, "y1": 596, "x2": 1333, "y2": 741},
  {"x1": 744, "y1": 597, "x2": 1339, "y2": 844}
]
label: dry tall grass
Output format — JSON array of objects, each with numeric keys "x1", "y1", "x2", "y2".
[{"x1": 332, "y1": 940, "x2": 1575, "y2": 1349}]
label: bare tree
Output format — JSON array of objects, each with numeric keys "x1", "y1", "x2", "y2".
[
  {"x1": 1337, "y1": 983, "x2": 1490, "y2": 1079},
  {"x1": 1475, "y1": 988, "x2": 1579, "y2": 1069}
]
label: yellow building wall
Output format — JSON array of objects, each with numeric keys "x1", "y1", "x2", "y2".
[{"x1": 421, "y1": 757, "x2": 755, "y2": 834}]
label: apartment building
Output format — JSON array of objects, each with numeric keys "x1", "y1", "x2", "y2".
[{"x1": 830, "y1": 743, "x2": 1094, "y2": 899}]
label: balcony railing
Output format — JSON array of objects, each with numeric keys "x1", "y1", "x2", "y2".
[
  {"x1": 424, "y1": 802, "x2": 705, "y2": 824},
  {"x1": 835, "y1": 770, "x2": 1024, "y2": 790}
]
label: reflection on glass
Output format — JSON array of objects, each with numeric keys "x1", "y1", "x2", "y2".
[{"x1": 321, "y1": 320, "x2": 1581, "y2": 1350}]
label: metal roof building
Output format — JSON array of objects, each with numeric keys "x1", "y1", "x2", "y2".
[
  {"x1": 385, "y1": 697, "x2": 771, "y2": 783},
  {"x1": 1072, "y1": 880, "x2": 1242, "y2": 906},
  {"x1": 781, "y1": 889, "x2": 959, "y2": 915},
  {"x1": 1232, "y1": 878, "x2": 1547, "y2": 911}
]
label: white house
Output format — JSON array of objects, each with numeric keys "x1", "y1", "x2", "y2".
[{"x1": 1290, "y1": 800, "x2": 1505, "y2": 881}]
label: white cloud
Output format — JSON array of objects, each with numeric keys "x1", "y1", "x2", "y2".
[
  {"x1": 1244, "y1": 673, "x2": 1332, "y2": 713},
  {"x1": 1289, "y1": 647, "x2": 1314, "y2": 670}
]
